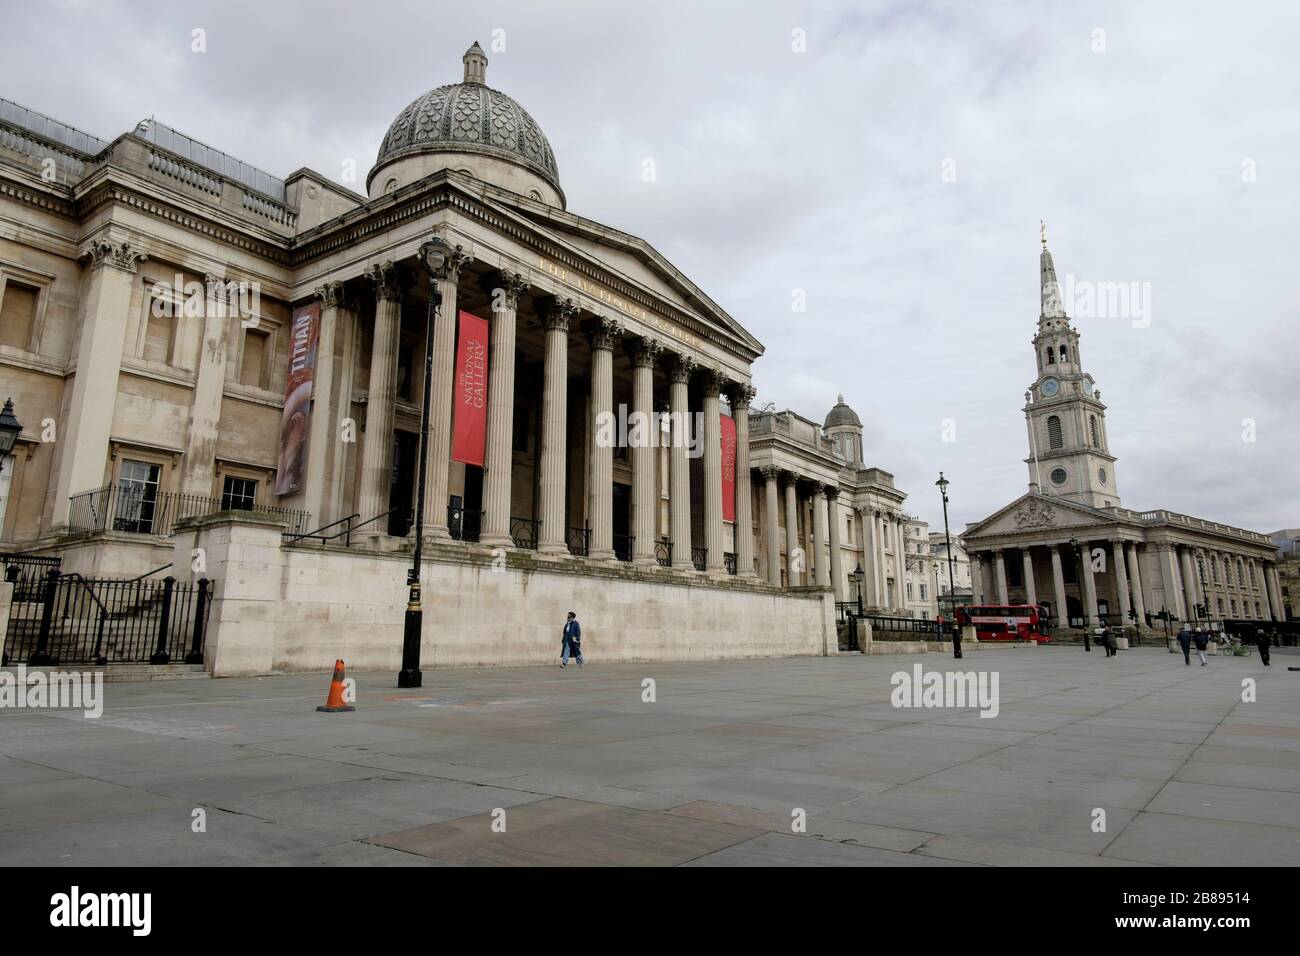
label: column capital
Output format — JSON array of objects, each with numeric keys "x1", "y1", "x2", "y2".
[
  {"x1": 780, "y1": 468, "x2": 799, "y2": 487},
  {"x1": 760, "y1": 465, "x2": 781, "y2": 482},
  {"x1": 823, "y1": 484, "x2": 839, "y2": 500},
  {"x1": 485, "y1": 270, "x2": 528, "y2": 309},
  {"x1": 585, "y1": 315, "x2": 624, "y2": 351},
  {"x1": 314, "y1": 280, "x2": 346, "y2": 309},
  {"x1": 629, "y1": 335, "x2": 664, "y2": 368},
  {"x1": 668, "y1": 353, "x2": 696, "y2": 384},
  {"x1": 540, "y1": 296, "x2": 578, "y2": 332},
  {"x1": 366, "y1": 260, "x2": 403, "y2": 301},
  {"x1": 80, "y1": 237, "x2": 147, "y2": 274},
  {"x1": 727, "y1": 382, "x2": 757, "y2": 410},
  {"x1": 700, "y1": 365, "x2": 726, "y2": 398}
]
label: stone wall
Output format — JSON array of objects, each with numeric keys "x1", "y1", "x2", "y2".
[{"x1": 172, "y1": 513, "x2": 836, "y2": 677}]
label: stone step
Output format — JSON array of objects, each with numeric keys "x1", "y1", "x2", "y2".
[{"x1": 1, "y1": 663, "x2": 209, "y2": 682}]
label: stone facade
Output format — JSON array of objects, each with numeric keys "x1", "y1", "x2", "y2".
[{"x1": 0, "y1": 44, "x2": 872, "y2": 671}]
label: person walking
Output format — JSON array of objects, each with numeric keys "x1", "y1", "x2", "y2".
[
  {"x1": 1095, "y1": 626, "x2": 1115, "y2": 657},
  {"x1": 1255, "y1": 627, "x2": 1271, "y2": 667},
  {"x1": 1193, "y1": 626, "x2": 1209, "y2": 666},
  {"x1": 560, "y1": 610, "x2": 584, "y2": 668},
  {"x1": 1176, "y1": 624, "x2": 1192, "y2": 665}
]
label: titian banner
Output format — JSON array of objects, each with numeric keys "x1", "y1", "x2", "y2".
[
  {"x1": 720, "y1": 412, "x2": 737, "y2": 522},
  {"x1": 274, "y1": 301, "x2": 319, "y2": 496},
  {"x1": 451, "y1": 310, "x2": 489, "y2": 466}
]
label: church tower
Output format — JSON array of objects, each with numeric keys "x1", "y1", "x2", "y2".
[{"x1": 1023, "y1": 226, "x2": 1119, "y2": 509}]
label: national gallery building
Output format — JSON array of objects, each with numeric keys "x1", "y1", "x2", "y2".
[
  {"x1": 0, "y1": 44, "x2": 930, "y2": 673},
  {"x1": 962, "y1": 237, "x2": 1285, "y2": 632}
]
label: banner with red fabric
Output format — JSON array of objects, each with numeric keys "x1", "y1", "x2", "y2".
[
  {"x1": 451, "y1": 310, "x2": 489, "y2": 466},
  {"x1": 720, "y1": 412, "x2": 737, "y2": 522}
]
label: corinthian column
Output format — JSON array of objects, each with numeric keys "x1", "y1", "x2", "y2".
[
  {"x1": 1126, "y1": 543, "x2": 1147, "y2": 624},
  {"x1": 422, "y1": 242, "x2": 471, "y2": 540},
  {"x1": 1112, "y1": 539, "x2": 1131, "y2": 625},
  {"x1": 668, "y1": 354, "x2": 695, "y2": 569},
  {"x1": 783, "y1": 474, "x2": 800, "y2": 584},
  {"x1": 357, "y1": 261, "x2": 402, "y2": 533},
  {"x1": 538, "y1": 298, "x2": 576, "y2": 553},
  {"x1": 479, "y1": 271, "x2": 527, "y2": 547},
  {"x1": 826, "y1": 486, "x2": 844, "y2": 599},
  {"x1": 701, "y1": 368, "x2": 726, "y2": 573},
  {"x1": 585, "y1": 317, "x2": 622, "y2": 560},
  {"x1": 630, "y1": 336, "x2": 662, "y2": 565},
  {"x1": 762, "y1": 466, "x2": 781, "y2": 583},
  {"x1": 730, "y1": 384, "x2": 757, "y2": 577},
  {"x1": 812, "y1": 486, "x2": 830, "y2": 587}
]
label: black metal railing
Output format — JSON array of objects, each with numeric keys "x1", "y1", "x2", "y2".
[
  {"x1": 68, "y1": 486, "x2": 311, "y2": 537},
  {"x1": 834, "y1": 601, "x2": 862, "y2": 625},
  {"x1": 2, "y1": 552, "x2": 62, "y2": 603},
  {"x1": 284, "y1": 507, "x2": 406, "y2": 547},
  {"x1": 862, "y1": 614, "x2": 941, "y2": 636},
  {"x1": 510, "y1": 517, "x2": 539, "y2": 550},
  {"x1": 3, "y1": 569, "x2": 213, "y2": 666},
  {"x1": 565, "y1": 526, "x2": 590, "y2": 557},
  {"x1": 613, "y1": 533, "x2": 633, "y2": 563},
  {"x1": 692, "y1": 547, "x2": 707, "y2": 572},
  {"x1": 448, "y1": 503, "x2": 482, "y2": 542},
  {"x1": 654, "y1": 539, "x2": 672, "y2": 567},
  {"x1": 724, "y1": 551, "x2": 737, "y2": 575}
]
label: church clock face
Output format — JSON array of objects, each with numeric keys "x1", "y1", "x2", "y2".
[
  {"x1": 1083, "y1": 379, "x2": 1094, "y2": 396},
  {"x1": 1041, "y1": 377, "x2": 1059, "y2": 397}
]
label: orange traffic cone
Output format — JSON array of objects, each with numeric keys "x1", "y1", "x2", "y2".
[{"x1": 316, "y1": 659, "x2": 356, "y2": 713}]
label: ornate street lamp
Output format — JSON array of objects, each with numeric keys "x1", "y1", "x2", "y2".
[
  {"x1": 851, "y1": 563, "x2": 865, "y2": 617},
  {"x1": 0, "y1": 398, "x2": 21, "y2": 455},
  {"x1": 935, "y1": 472, "x2": 957, "y2": 611},
  {"x1": 398, "y1": 236, "x2": 453, "y2": 688}
]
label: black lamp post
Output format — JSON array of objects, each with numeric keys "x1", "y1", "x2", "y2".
[
  {"x1": 397, "y1": 236, "x2": 452, "y2": 689},
  {"x1": 851, "y1": 563, "x2": 865, "y2": 617},
  {"x1": 1196, "y1": 555, "x2": 1212, "y2": 635},
  {"x1": 0, "y1": 398, "x2": 21, "y2": 455},
  {"x1": 935, "y1": 472, "x2": 957, "y2": 610},
  {"x1": 1070, "y1": 535, "x2": 1091, "y2": 651}
]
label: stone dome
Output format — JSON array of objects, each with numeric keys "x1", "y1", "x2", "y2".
[
  {"x1": 369, "y1": 42, "x2": 562, "y2": 203},
  {"x1": 823, "y1": 394, "x2": 862, "y2": 429}
]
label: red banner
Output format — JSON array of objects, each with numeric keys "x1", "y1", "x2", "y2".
[
  {"x1": 720, "y1": 412, "x2": 736, "y2": 522},
  {"x1": 274, "y1": 301, "x2": 319, "y2": 496},
  {"x1": 451, "y1": 310, "x2": 489, "y2": 466}
]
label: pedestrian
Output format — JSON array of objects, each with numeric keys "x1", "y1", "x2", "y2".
[
  {"x1": 1176, "y1": 624, "x2": 1192, "y2": 665},
  {"x1": 1095, "y1": 626, "x2": 1113, "y2": 657},
  {"x1": 1193, "y1": 626, "x2": 1209, "y2": 666},
  {"x1": 1255, "y1": 627, "x2": 1271, "y2": 667},
  {"x1": 948, "y1": 617, "x2": 963, "y2": 659},
  {"x1": 560, "y1": 610, "x2": 584, "y2": 668}
]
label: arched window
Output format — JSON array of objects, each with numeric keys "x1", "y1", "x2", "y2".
[
  {"x1": 1060, "y1": 345, "x2": 1069, "y2": 363},
  {"x1": 1089, "y1": 415, "x2": 1100, "y2": 448},
  {"x1": 1047, "y1": 415, "x2": 1063, "y2": 449},
  {"x1": 1045, "y1": 347, "x2": 1055, "y2": 365}
]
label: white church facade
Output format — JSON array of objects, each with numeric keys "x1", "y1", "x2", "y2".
[{"x1": 962, "y1": 234, "x2": 1284, "y2": 632}]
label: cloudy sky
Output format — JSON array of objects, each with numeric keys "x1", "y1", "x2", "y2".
[{"x1": 3, "y1": 0, "x2": 1296, "y2": 535}]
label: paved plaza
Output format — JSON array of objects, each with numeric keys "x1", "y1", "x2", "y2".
[{"x1": 1, "y1": 645, "x2": 1298, "y2": 866}]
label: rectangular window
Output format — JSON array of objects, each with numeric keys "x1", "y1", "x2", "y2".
[
  {"x1": 143, "y1": 306, "x2": 174, "y2": 364},
  {"x1": 221, "y1": 476, "x2": 257, "y2": 511},
  {"x1": 115, "y1": 459, "x2": 161, "y2": 533},
  {"x1": 907, "y1": 582, "x2": 913, "y2": 600},
  {"x1": 0, "y1": 281, "x2": 38, "y2": 349},
  {"x1": 240, "y1": 329, "x2": 268, "y2": 387}
]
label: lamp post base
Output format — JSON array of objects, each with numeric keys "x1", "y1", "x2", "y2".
[{"x1": 398, "y1": 602, "x2": 424, "y2": 688}]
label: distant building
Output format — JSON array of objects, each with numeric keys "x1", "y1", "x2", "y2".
[
  {"x1": 963, "y1": 233, "x2": 1283, "y2": 631},
  {"x1": 930, "y1": 531, "x2": 972, "y2": 614},
  {"x1": 1270, "y1": 530, "x2": 1300, "y2": 620}
]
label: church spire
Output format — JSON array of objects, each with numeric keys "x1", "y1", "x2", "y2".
[
  {"x1": 1039, "y1": 221, "x2": 1066, "y2": 319},
  {"x1": 463, "y1": 41, "x2": 488, "y2": 84}
]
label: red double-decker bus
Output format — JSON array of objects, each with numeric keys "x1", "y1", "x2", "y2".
[{"x1": 956, "y1": 604, "x2": 1050, "y2": 643}]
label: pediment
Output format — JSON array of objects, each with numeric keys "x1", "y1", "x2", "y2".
[
  {"x1": 482, "y1": 189, "x2": 764, "y2": 362},
  {"x1": 964, "y1": 493, "x2": 1121, "y2": 540}
]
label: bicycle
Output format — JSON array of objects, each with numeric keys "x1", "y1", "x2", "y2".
[{"x1": 1218, "y1": 635, "x2": 1253, "y2": 657}]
